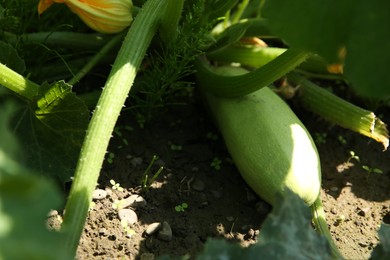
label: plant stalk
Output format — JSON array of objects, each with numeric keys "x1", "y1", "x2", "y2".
[
  {"x1": 0, "y1": 63, "x2": 40, "y2": 101},
  {"x1": 288, "y1": 72, "x2": 389, "y2": 150},
  {"x1": 61, "y1": 0, "x2": 171, "y2": 255},
  {"x1": 195, "y1": 48, "x2": 310, "y2": 97},
  {"x1": 311, "y1": 196, "x2": 344, "y2": 260}
]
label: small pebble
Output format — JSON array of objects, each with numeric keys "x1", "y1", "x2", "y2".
[
  {"x1": 47, "y1": 209, "x2": 58, "y2": 218},
  {"x1": 99, "y1": 228, "x2": 107, "y2": 236},
  {"x1": 357, "y1": 207, "x2": 370, "y2": 217},
  {"x1": 330, "y1": 186, "x2": 339, "y2": 192},
  {"x1": 122, "y1": 195, "x2": 147, "y2": 208},
  {"x1": 145, "y1": 222, "x2": 162, "y2": 236},
  {"x1": 192, "y1": 178, "x2": 205, "y2": 191},
  {"x1": 118, "y1": 209, "x2": 138, "y2": 225},
  {"x1": 158, "y1": 221, "x2": 172, "y2": 241},
  {"x1": 92, "y1": 189, "x2": 107, "y2": 200}
]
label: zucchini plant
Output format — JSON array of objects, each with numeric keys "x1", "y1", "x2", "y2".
[{"x1": 0, "y1": 0, "x2": 389, "y2": 259}]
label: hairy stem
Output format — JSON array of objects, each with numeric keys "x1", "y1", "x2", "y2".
[
  {"x1": 311, "y1": 196, "x2": 343, "y2": 260},
  {"x1": 61, "y1": 0, "x2": 173, "y2": 255},
  {"x1": 195, "y1": 48, "x2": 310, "y2": 97},
  {"x1": 0, "y1": 63, "x2": 40, "y2": 101},
  {"x1": 288, "y1": 72, "x2": 389, "y2": 150}
]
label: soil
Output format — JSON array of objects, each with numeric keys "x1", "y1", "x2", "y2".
[{"x1": 58, "y1": 92, "x2": 390, "y2": 260}]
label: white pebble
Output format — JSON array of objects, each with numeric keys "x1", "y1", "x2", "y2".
[
  {"x1": 145, "y1": 222, "x2": 162, "y2": 236},
  {"x1": 92, "y1": 189, "x2": 107, "y2": 200},
  {"x1": 118, "y1": 209, "x2": 138, "y2": 225},
  {"x1": 122, "y1": 195, "x2": 147, "y2": 208}
]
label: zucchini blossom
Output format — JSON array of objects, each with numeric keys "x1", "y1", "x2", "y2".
[{"x1": 38, "y1": 0, "x2": 133, "y2": 34}]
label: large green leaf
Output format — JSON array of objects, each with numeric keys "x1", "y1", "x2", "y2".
[
  {"x1": 262, "y1": 0, "x2": 390, "y2": 98},
  {"x1": 14, "y1": 81, "x2": 89, "y2": 182},
  {"x1": 0, "y1": 102, "x2": 70, "y2": 260}
]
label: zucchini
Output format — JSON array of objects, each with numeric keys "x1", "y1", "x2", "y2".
[{"x1": 201, "y1": 66, "x2": 321, "y2": 206}]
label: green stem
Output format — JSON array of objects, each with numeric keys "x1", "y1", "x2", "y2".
[
  {"x1": 159, "y1": 0, "x2": 184, "y2": 44},
  {"x1": 4, "y1": 31, "x2": 112, "y2": 51},
  {"x1": 195, "y1": 48, "x2": 310, "y2": 97},
  {"x1": 231, "y1": 0, "x2": 250, "y2": 24},
  {"x1": 311, "y1": 196, "x2": 344, "y2": 259},
  {"x1": 68, "y1": 32, "x2": 125, "y2": 85},
  {"x1": 61, "y1": 0, "x2": 171, "y2": 255},
  {"x1": 0, "y1": 63, "x2": 40, "y2": 101},
  {"x1": 288, "y1": 72, "x2": 389, "y2": 150}
]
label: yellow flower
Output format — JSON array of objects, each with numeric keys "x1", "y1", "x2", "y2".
[{"x1": 38, "y1": 0, "x2": 133, "y2": 34}]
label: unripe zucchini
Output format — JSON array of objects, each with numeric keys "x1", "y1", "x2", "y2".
[{"x1": 201, "y1": 67, "x2": 321, "y2": 206}]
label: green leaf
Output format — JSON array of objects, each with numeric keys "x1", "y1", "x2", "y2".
[
  {"x1": 195, "y1": 190, "x2": 332, "y2": 260},
  {"x1": 0, "y1": 102, "x2": 70, "y2": 260},
  {"x1": 14, "y1": 81, "x2": 89, "y2": 182},
  {"x1": 262, "y1": 0, "x2": 390, "y2": 98},
  {"x1": 370, "y1": 224, "x2": 390, "y2": 260},
  {"x1": 0, "y1": 40, "x2": 26, "y2": 74},
  {"x1": 255, "y1": 190, "x2": 331, "y2": 259}
]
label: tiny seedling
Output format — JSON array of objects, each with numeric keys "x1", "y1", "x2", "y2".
[
  {"x1": 112, "y1": 199, "x2": 126, "y2": 210},
  {"x1": 110, "y1": 179, "x2": 124, "y2": 192},
  {"x1": 175, "y1": 202, "x2": 188, "y2": 212},
  {"x1": 107, "y1": 152, "x2": 116, "y2": 164},
  {"x1": 362, "y1": 165, "x2": 383, "y2": 176},
  {"x1": 314, "y1": 132, "x2": 327, "y2": 145},
  {"x1": 169, "y1": 142, "x2": 182, "y2": 151},
  {"x1": 141, "y1": 155, "x2": 164, "y2": 191},
  {"x1": 210, "y1": 157, "x2": 222, "y2": 170},
  {"x1": 120, "y1": 219, "x2": 136, "y2": 237},
  {"x1": 347, "y1": 151, "x2": 360, "y2": 163},
  {"x1": 338, "y1": 135, "x2": 347, "y2": 145}
]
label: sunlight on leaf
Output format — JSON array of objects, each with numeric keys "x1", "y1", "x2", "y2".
[{"x1": 14, "y1": 80, "x2": 89, "y2": 182}]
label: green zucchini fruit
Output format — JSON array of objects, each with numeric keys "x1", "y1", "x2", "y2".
[{"x1": 201, "y1": 66, "x2": 321, "y2": 206}]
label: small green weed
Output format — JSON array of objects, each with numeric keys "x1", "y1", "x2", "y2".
[
  {"x1": 210, "y1": 157, "x2": 222, "y2": 170},
  {"x1": 175, "y1": 202, "x2": 188, "y2": 212},
  {"x1": 110, "y1": 179, "x2": 124, "y2": 192},
  {"x1": 142, "y1": 155, "x2": 164, "y2": 191}
]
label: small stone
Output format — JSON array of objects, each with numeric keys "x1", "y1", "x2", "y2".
[
  {"x1": 358, "y1": 207, "x2": 370, "y2": 217},
  {"x1": 330, "y1": 186, "x2": 339, "y2": 192},
  {"x1": 192, "y1": 178, "x2": 205, "y2": 191},
  {"x1": 47, "y1": 209, "x2": 58, "y2": 218},
  {"x1": 158, "y1": 221, "x2": 172, "y2": 241},
  {"x1": 145, "y1": 222, "x2": 162, "y2": 236},
  {"x1": 118, "y1": 209, "x2": 138, "y2": 225},
  {"x1": 99, "y1": 228, "x2": 107, "y2": 236},
  {"x1": 92, "y1": 189, "x2": 107, "y2": 200},
  {"x1": 122, "y1": 195, "x2": 147, "y2": 208}
]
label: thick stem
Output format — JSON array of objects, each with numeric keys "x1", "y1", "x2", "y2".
[
  {"x1": 195, "y1": 48, "x2": 310, "y2": 97},
  {"x1": 61, "y1": 0, "x2": 170, "y2": 255},
  {"x1": 0, "y1": 63, "x2": 40, "y2": 101},
  {"x1": 288, "y1": 72, "x2": 389, "y2": 150}
]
